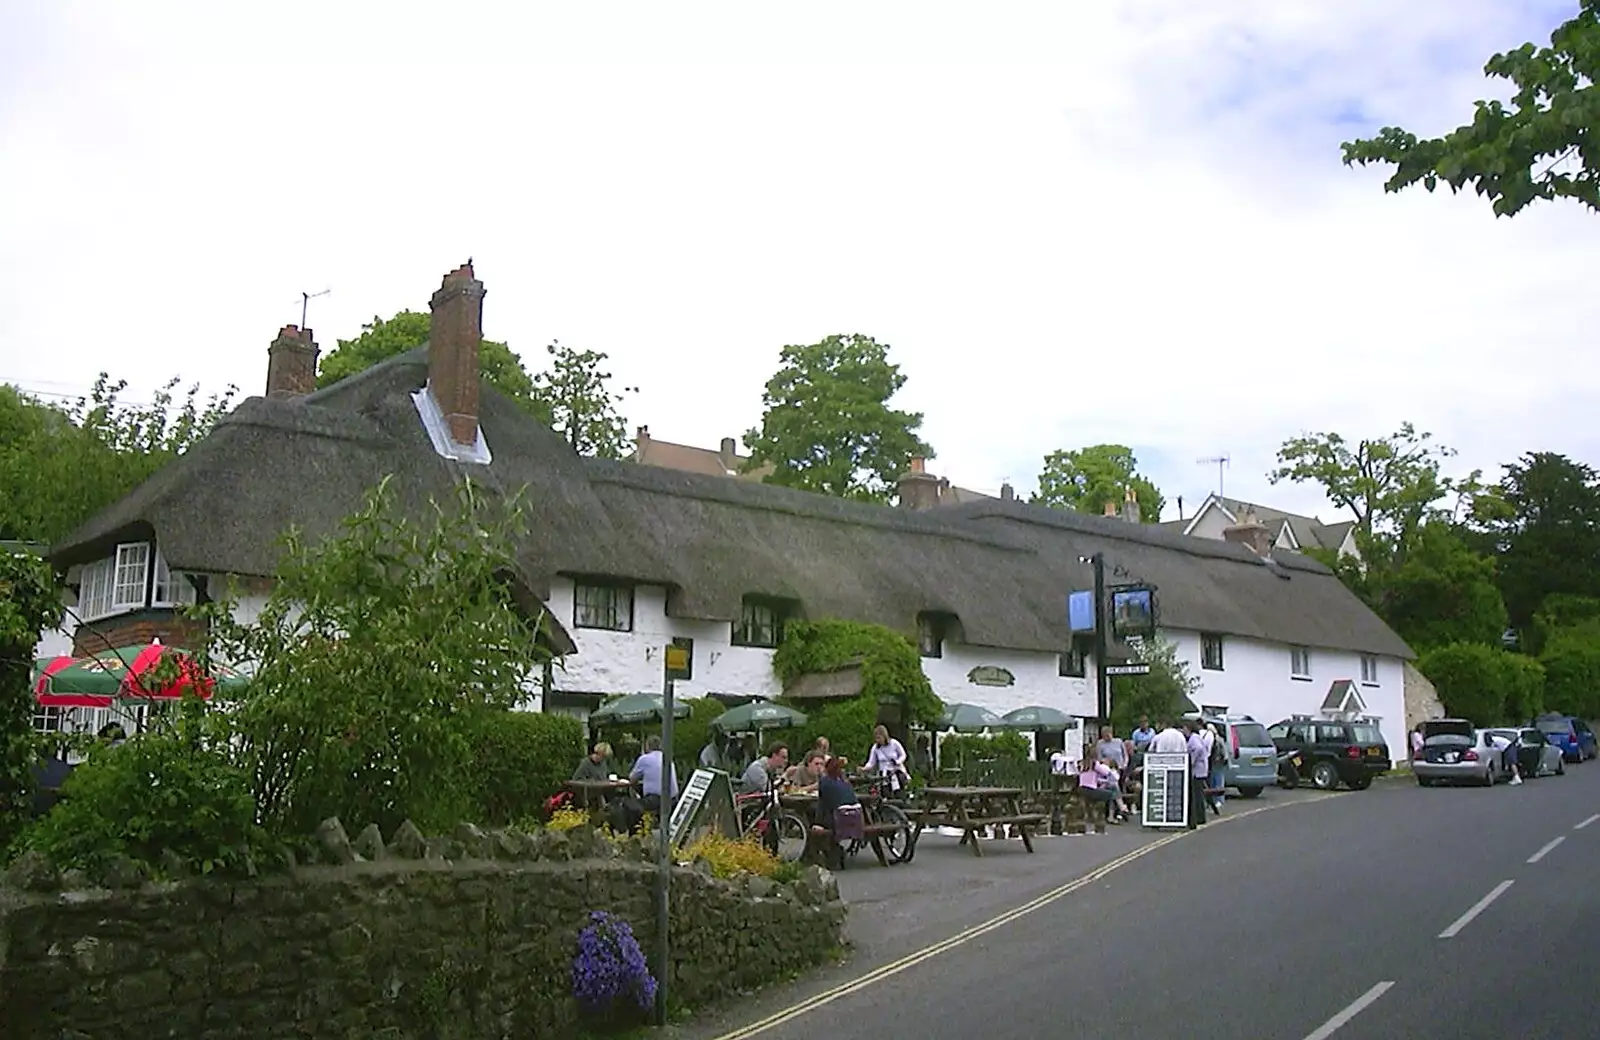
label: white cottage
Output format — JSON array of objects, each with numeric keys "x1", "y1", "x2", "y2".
[{"x1": 43, "y1": 262, "x2": 1416, "y2": 761}]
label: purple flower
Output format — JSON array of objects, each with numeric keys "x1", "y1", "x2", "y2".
[{"x1": 572, "y1": 910, "x2": 658, "y2": 1014}]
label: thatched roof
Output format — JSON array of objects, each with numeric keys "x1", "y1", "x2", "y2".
[{"x1": 51, "y1": 349, "x2": 1412, "y2": 660}]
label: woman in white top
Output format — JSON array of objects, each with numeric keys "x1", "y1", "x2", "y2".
[{"x1": 864, "y1": 725, "x2": 910, "y2": 791}]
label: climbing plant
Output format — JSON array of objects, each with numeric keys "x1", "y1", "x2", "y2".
[
  {"x1": 0, "y1": 548, "x2": 61, "y2": 855},
  {"x1": 771, "y1": 620, "x2": 943, "y2": 759}
]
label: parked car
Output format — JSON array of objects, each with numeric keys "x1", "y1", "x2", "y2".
[
  {"x1": 1413, "y1": 719, "x2": 1505, "y2": 787},
  {"x1": 1267, "y1": 716, "x2": 1391, "y2": 790},
  {"x1": 1485, "y1": 727, "x2": 1566, "y2": 779},
  {"x1": 1202, "y1": 714, "x2": 1279, "y2": 798},
  {"x1": 1533, "y1": 714, "x2": 1598, "y2": 763}
]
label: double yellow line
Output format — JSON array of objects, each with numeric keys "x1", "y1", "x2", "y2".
[{"x1": 709, "y1": 798, "x2": 1317, "y2": 1040}]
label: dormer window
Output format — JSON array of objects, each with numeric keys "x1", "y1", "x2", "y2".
[
  {"x1": 76, "y1": 543, "x2": 201, "y2": 622},
  {"x1": 573, "y1": 581, "x2": 633, "y2": 632},
  {"x1": 917, "y1": 613, "x2": 949, "y2": 658},
  {"x1": 734, "y1": 598, "x2": 787, "y2": 648}
]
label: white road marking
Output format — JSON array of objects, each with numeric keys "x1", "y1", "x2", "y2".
[
  {"x1": 1438, "y1": 880, "x2": 1515, "y2": 939},
  {"x1": 1528, "y1": 836, "x2": 1566, "y2": 863},
  {"x1": 1302, "y1": 981, "x2": 1396, "y2": 1040},
  {"x1": 1576, "y1": 813, "x2": 1600, "y2": 831}
]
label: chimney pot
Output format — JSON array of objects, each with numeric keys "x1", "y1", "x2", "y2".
[
  {"x1": 910, "y1": 457, "x2": 926, "y2": 474},
  {"x1": 265, "y1": 324, "x2": 319, "y2": 399},
  {"x1": 637, "y1": 425, "x2": 649, "y2": 440},
  {"x1": 428, "y1": 262, "x2": 486, "y2": 448},
  {"x1": 1103, "y1": 501, "x2": 1118, "y2": 517},
  {"x1": 1222, "y1": 513, "x2": 1274, "y2": 556}
]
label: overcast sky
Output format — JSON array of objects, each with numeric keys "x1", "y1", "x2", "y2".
[{"x1": 1, "y1": 0, "x2": 1592, "y2": 524}]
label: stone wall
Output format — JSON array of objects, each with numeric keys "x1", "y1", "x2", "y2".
[
  {"x1": 1403, "y1": 660, "x2": 1445, "y2": 735},
  {"x1": 0, "y1": 823, "x2": 846, "y2": 1039}
]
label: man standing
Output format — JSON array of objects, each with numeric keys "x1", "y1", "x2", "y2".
[
  {"x1": 1130, "y1": 715, "x2": 1157, "y2": 752},
  {"x1": 1183, "y1": 720, "x2": 1209, "y2": 829},
  {"x1": 1148, "y1": 719, "x2": 1188, "y2": 754}
]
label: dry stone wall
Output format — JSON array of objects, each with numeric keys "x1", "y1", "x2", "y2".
[{"x1": 0, "y1": 820, "x2": 846, "y2": 1039}]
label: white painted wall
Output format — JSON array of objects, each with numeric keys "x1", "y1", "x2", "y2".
[
  {"x1": 545, "y1": 578, "x2": 781, "y2": 701},
  {"x1": 922, "y1": 641, "x2": 1094, "y2": 720},
  {"x1": 1163, "y1": 628, "x2": 1407, "y2": 763}
]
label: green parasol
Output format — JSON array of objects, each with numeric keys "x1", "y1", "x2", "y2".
[
  {"x1": 709, "y1": 700, "x2": 808, "y2": 733},
  {"x1": 589, "y1": 693, "x2": 692, "y2": 727}
]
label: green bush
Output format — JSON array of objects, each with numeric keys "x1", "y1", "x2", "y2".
[
  {"x1": 938, "y1": 731, "x2": 1031, "y2": 766},
  {"x1": 788, "y1": 695, "x2": 883, "y2": 766},
  {"x1": 1418, "y1": 642, "x2": 1547, "y2": 725},
  {"x1": 470, "y1": 709, "x2": 585, "y2": 826},
  {"x1": 1, "y1": 548, "x2": 62, "y2": 856},
  {"x1": 22, "y1": 722, "x2": 264, "y2": 877},
  {"x1": 1540, "y1": 631, "x2": 1600, "y2": 721}
]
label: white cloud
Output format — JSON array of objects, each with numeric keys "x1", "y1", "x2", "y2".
[{"x1": 1, "y1": 0, "x2": 1593, "y2": 525}]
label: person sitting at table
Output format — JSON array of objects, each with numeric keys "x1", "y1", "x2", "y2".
[
  {"x1": 627, "y1": 734, "x2": 679, "y2": 827},
  {"x1": 785, "y1": 749, "x2": 826, "y2": 791},
  {"x1": 810, "y1": 756, "x2": 863, "y2": 867},
  {"x1": 740, "y1": 742, "x2": 789, "y2": 795},
  {"x1": 572, "y1": 741, "x2": 615, "y2": 782},
  {"x1": 1078, "y1": 757, "x2": 1126, "y2": 824}
]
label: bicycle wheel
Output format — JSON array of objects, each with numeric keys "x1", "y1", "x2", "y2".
[
  {"x1": 771, "y1": 811, "x2": 810, "y2": 863},
  {"x1": 874, "y1": 803, "x2": 914, "y2": 863}
]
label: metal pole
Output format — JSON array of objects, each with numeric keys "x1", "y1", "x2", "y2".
[
  {"x1": 655, "y1": 675, "x2": 675, "y2": 1026},
  {"x1": 1093, "y1": 552, "x2": 1110, "y2": 726}
]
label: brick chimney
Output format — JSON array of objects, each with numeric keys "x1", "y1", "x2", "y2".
[
  {"x1": 1120, "y1": 486, "x2": 1141, "y2": 524},
  {"x1": 427, "y1": 262, "x2": 486, "y2": 447},
  {"x1": 1000, "y1": 482, "x2": 1015, "y2": 502},
  {"x1": 265, "y1": 325, "x2": 319, "y2": 399},
  {"x1": 719, "y1": 437, "x2": 738, "y2": 472},
  {"x1": 1102, "y1": 500, "x2": 1118, "y2": 518},
  {"x1": 1222, "y1": 508, "x2": 1274, "y2": 556},
  {"x1": 898, "y1": 457, "x2": 947, "y2": 510},
  {"x1": 634, "y1": 425, "x2": 650, "y2": 460}
]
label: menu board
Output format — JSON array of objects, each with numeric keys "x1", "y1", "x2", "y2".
[
  {"x1": 667, "y1": 768, "x2": 739, "y2": 848},
  {"x1": 1141, "y1": 752, "x2": 1190, "y2": 829}
]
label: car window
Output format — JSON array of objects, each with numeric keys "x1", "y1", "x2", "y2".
[
  {"x1": 1288, "y1": 724, "x2": 1312, "y2": 743},
  {"x1": 1537, "y1": 719, "x2": 1572, "y2": 736},
  {"x1": 1350, "y1": 723, "x2": 1383, "y2": 744},
  {"x1": 1268, "y1": 723, "x2": 1290, "y2": 740},
  {"x1": 1576, "y1": 721, "x2": 1594, "y2": 735},
  {"x1": 1315, "y1": 724, "x2": 1346, "y2": 744},
  {"x1": 1520, "y1": 729, "x2": 1544, "y2": 744},
  {"x1": 1232, "y1": 723, "x2": 1272, "y2": 748}
]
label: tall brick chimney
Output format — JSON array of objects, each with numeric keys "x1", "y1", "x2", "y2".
[
  {"x1": 428, "y1": 263, "x2": 486, "y2": 447},
  {"x1": 634, "y1": 425, "x2": 651, "y2": 460},
  {"x1": 898, "y1": 457, "x2": 947, "y2": 510},
  {"x1": 719, "y1": 437, "x2": 739, "y2": 472},
  {"x1": 265, "y1": 325, "x2": 319, "y2": 399},
  {"x1": 1223, "y1": 508, "x2": 1274, "y2": 556}
]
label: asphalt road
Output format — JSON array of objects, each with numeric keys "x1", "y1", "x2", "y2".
[{"x1": 690, "y1": 765, "x2": 1600, "y2": 1040}]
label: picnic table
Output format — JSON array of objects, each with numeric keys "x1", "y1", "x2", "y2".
[
  {"x1": 563, "y1": 779, "x2": 634, "y2": 820},
  {"x1": 782, "y1": 789, "x2": 911, "y2": 867},
  {"x1": 911, "y1": 785, "x2": 1047, "y2": 857}
]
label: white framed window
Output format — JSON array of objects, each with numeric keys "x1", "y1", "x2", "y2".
[
  {"x1": 1360, "y1": 654, "x2": 1379, "y2": 685},
  {"x1": 32, "y1": 704, "x2": 63, "y2": 734},
  {"x1": 574, "y1": 582, "x2": 633, "y2": 631},
  {"x1": 111, "y1": 542, "x2": 150, "y2": 611},
  {"x1": 152, "y1": 552, "x2": 199, "y2": 607},
  {"x1": 77, "y1": 557, "x2": 115, "y2": 620},
  {"x1": 1290, "y1": 646, "x2": 1312, "y2": 679}
]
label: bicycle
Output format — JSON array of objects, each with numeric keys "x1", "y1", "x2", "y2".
[
  {"x1": 848, "y1": 771, "x2": 916, "y2": 864},
  {"x1": 734, "y1": 779, "x2": 809, "y2": 862}
]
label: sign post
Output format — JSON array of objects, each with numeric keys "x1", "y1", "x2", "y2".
[
  {"x1": 1140, "y1": 752, "x2": 1190, "y2": 829},
  {"x1": 655, "y1": 641, "x2": 692, "y2": 1025}
]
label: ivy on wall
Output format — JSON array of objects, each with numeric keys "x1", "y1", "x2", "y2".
[{"x1": 0, "y1": 549, "x2": 63, "y2": 854}]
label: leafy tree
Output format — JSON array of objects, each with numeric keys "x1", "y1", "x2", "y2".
[
  {"x1": 0, "y1": 376, "x2": 236, "y2": 545},
  {"x1": 1539, "y1": 629, "x2": 1600, "y2": 720},
  {"x1": 315, "y1": 311, "x2": 541, "y2": 415},
  {"x1": 1379, "y1": 523, "x2": 1509, "y2": 652},
  {"x1": 744, "y1": 334, "x2": 932, "y2": 502},
  {"x1": 1480, "y1": 453, "x2": 1600, "y2": 629},
  {"x1": 0, "y1": 548, "x2": 62, "y2": 856},
  {"x1": 529, "y1": 340, "x2": 633, "y2": 459},
  {"x1": 1417, "y1": 642, "x2": 1540, "y2": 725},
  {"x1": 1342, "y1": 1, "x2": 1600, "y2": 218},
  {"x1": 1112, "y1": 637, "x2": 1200, "y2": 734},
  {"x1": 1033, "y1": 444, "x2": 1164, "y2": 521},
  {"x1": 199, "y1": 477, "x2": 558, "y2": 837}
]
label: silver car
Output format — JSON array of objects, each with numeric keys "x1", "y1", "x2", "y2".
[
  {"x1": 1415, "y1": 719, "x2": 1506, "y2": 787},
  {"x1": 1486, "y1": 727, "x2": 1567, "y2": 779}
]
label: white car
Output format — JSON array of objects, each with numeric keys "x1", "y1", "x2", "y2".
[
  {"x1": 1485, "y1": 727, "x2": 1567, "y2": 779},
  {"x1": 1414, "y1": 719, "x2": 1508, "y2": 787}
]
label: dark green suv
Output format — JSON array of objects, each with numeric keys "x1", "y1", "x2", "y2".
[{"x1": 1267, "y1": 716, "x2": 1391, "y2": 791}]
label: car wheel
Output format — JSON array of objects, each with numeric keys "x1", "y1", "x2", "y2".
[
  {"x1": 1236, "y1": 786, "x2": 1264, "y2": 799},
  {"x1": 1350, "y1": 777, "x2": 1372, "y2": 791},
  {"x1": 1480, "y1": 766, "x2": 1495, "y2": 787},
  {"x1": 1557, "y1": 758, "x2": 1565, "y2": 776},
  {"x1": 1417, "y1": 777, "x2": 1434, "y2": 787},
  {"x1": 1311, "y1": 761, "x2": 1341, "y2": 790}
]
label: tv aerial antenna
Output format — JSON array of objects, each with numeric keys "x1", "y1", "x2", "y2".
[
  {"x1": 1197, "y1": 455, "x2": 1230, "y2": 498},
  {"x1": 298, "y1": 287, "x2": 331, "y2": 329}
]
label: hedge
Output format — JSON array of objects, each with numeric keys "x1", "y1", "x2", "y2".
[
  {"x1": 1417, "y1": 642, "x2": 1545, "y2": 726},
  {"x1": 469, "y1": 709, "x2": 585, "y2": 825}
]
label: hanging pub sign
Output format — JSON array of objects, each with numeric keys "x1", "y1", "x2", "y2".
[
  {"x1": 1067, "y1": 590, "x2": 1096, "y2": 633},
  {"x1": 1109, "y1": 585, "x2": 1157, "y2": 640}
]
